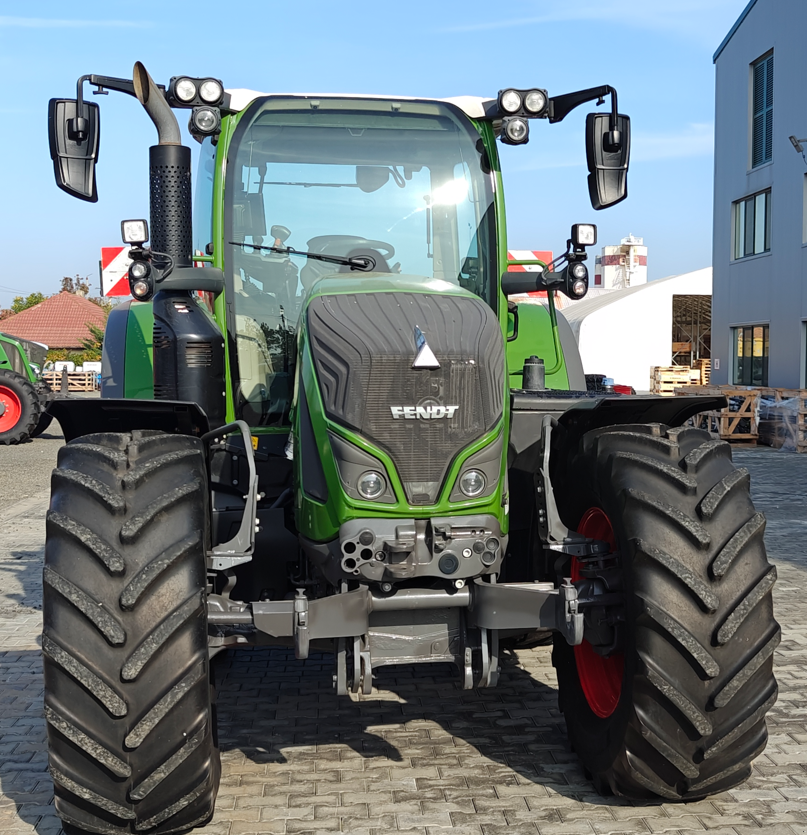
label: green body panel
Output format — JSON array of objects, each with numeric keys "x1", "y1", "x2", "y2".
[
  {"x1": 0, "y1": 333, "x2": 41, "y2": 382},
  {"x1": 505, "y1": 302, "x2": 571, "y2": 389},
  {"x1": 123, "y1": 302, "x2": 155, "y2": 399}
]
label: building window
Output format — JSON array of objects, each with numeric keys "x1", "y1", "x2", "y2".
[
  {"x1": 733, "y1": 324, "x2": 769, "y2": 386},
  {"x1": 733, "y1": 190, "x2": 771, "y2": 259},
  {"x1": 752, "y1": 52, "x2": 773, "y2": 168}
]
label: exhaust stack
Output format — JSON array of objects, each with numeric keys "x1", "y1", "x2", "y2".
[{"x1": 133, "y1": 61, "x2": 191, "y2": 268}]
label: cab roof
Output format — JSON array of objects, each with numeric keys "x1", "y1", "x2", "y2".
[{"x1": 225, "y1": 90, "x2": 493, "y2": 120}]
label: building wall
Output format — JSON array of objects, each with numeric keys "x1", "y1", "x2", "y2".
[{"x1": 712, "y1": 0, "x2": 807, "y2": 388}]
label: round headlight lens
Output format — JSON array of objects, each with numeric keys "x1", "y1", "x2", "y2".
[
  {"x1": 199, "y1": 79, "x2": 223, "y2": 104},
  {"x1": 570, "y1": 262, "x2": 588, "y2": 279},
  {"x1": 129, "y1": 260, "x2": 149, "y2": 279},
  {"x1": 524, "y1": 90, "x2": 546, "y2": 113},
  {"x1": 500, "y1": 89, "x2": 522, "y2": 113},
  {"x1": 459, "y1": 469, "x2": 487, "y2": 498},
  {"x1": 192, "y1": 107, "x2": 220, "y2": 133},
  {"x1": 572, "y1": 278, "x2": 588, "y2": 297},
  {"x1": 504, "y1": 117, "x2": 529, "y2": 144},
  {"x1": 358, "y1": 471, "x2": 386, "y2": 500},
  {"x1": 131, "y1": 279, "x2": 151, "y2": 298},
  {"x1": 174, "y1": 78, "x2": 197, "y2": 103}
]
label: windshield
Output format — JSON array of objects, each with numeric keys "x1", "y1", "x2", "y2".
[{"x1": 224, "y1": 97, "x2": 496, "y2": 427}]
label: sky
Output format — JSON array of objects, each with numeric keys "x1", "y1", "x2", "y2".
[{"x1": 0, "y1": 0, "x2": 750, "y2": 309}]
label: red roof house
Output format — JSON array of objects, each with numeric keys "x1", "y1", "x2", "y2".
[{"x1": 0, "y1": 292, "x2": 107, "y2": 350}]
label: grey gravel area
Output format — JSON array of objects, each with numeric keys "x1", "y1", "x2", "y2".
[
  {"x1": 0, "y1": 427, "x2": 64, "y2": 510},
  {"x1": 1, "y1": 443, "x2": 806, "y2": 834}
]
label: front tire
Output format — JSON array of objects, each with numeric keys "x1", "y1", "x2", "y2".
[
  {"x1": 0, "y1": 369, "x2": 40, "y2": 444},
  {"x1": 553, "y1": 424, "x2": 779, "y2": 800},
  {"x1": 43, "y1": 430, "x2": 220, "y2": 834}
]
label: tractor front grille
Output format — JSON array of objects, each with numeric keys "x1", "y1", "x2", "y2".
[{"x1": 307, "y1": 292, "x2": 504, "y2": 504}]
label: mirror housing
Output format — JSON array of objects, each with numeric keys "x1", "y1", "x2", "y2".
[
  {"x1": 585, "y1": 113, "x2": 630, "y2": 210},
  {"x1": 48, "y1": 98, "x2": 100, "y2": 202}
]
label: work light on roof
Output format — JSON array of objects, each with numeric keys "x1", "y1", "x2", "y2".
[
  {"x1": 501, "y1": 117, "x2": 529, "y2": 145},
  {"x1": 524, "y1": 90, "x2": 547, "y2": 114},
  {"x1": 499, "y1": 89, "x2": 522, "y2": 114},
  {"x1": 174, "y1": 78, "x2": 197, "y2": 103},
  {"x1": 199, "y1": 79, "x2": 224, "y2": 104}
]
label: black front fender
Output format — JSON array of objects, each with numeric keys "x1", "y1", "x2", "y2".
[{"x1": 46, "y1": 398, "x2": 210, "y2": 442}]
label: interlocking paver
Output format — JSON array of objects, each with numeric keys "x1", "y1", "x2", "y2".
[{"x1": 2, "y1": 447, "x2": 807, "y2": 835}]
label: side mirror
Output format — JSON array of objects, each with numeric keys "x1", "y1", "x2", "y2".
[
  {"x1": 585, "y1": 113, "x2": 630, "y2": 210},
  {"x1": 48, "y1": 99, "x2": 100, "y2": 202}
]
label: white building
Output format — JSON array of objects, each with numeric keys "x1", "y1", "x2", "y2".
[
  {"x1": 712, "y1": 0, "x2": 807, "y2": 388},
  {"x1": 593, "y1": 235, "x2": 647, "y2": 290},
  {"x1": 562, "y1": 268, "x2": 712, "y2": 393}
]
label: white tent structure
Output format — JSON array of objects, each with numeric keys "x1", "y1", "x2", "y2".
[{"x1": 561, "y1": 268, "x2": 712, "y2": 392}]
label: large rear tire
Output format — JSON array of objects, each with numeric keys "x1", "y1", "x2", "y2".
[
  {"x1": 553, "y1": 424, "x2": 779, "y2": 800},
  {"x1": 0, "y1": 369, "x2": 39, "y2": 444},
  {"x1": 43, "y1": 430, "x2": 220, "y2": 834}
]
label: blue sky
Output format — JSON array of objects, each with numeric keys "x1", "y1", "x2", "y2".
[{"x1": 0, "y1": 0, "x2": 748, "y2": 308}]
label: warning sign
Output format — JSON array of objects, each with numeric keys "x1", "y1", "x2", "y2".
[{"x1": 101, "y1": 247, "x2": 132, "y2": 296}]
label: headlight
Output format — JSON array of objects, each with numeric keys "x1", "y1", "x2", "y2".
[
  {"x1": 499, "y1": 89, "x2": 522, "y2": 114},
  {"x1": 524, "y1": 89, "x2": 547, "y2": 114},
  {"x1": 129, "y1": 260, "x2": 150, "y2": 279},
  {"x1": 571, "y1": 278, "x2": 588, "y2": 297},
  {"x1": 199, "y1": 79, "x2": 223, "y2": 104},
  {"x1": 459, "y1": 469, "x2": 486, "y2": 498},
  {"x1": 502, "y1": 117, "x2": 529, "y2": 145},
  {"x1": 191, "y1": 107, "x2": 221, "y2": 134},
  {"x1": 571, "y1": 223, "x2": 597, "y2": 247},
  {"x1": 174, "y1": 78, "x2": 197, "y2": 103},
  {"x1": 358, "y1": 471, "x2": 386, "y2": 500},
  {"x1": 570, "y1": 262, "x2": 588, "y2": 280},
  {"x1": 131, "y1": 279, "x2": 152, "y2": 299}
]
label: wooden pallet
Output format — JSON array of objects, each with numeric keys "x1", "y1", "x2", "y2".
[
  {"x1": 43, "y1": 371, "x2": 99, "y2": 392},
  {"x1": 758, "y1": 388, "x2": 807, "y2": 452},
  {"x1": 651, "y1": 366, "x2": 702, "y2": 396},
  {"x1": 694, "y1": 358, "x2": 711, "y2": 386}
]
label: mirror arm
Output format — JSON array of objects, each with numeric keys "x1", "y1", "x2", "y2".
[{"x1": 549, "y1": 85, "x2": 619, "y2": 131}]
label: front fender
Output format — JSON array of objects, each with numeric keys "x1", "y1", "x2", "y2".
[{"x1": 46, "y1": 398, "x2": 209, "y2": 442}]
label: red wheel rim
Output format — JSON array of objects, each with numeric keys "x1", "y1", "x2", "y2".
[
  {"x1": 0, "y1": 385, "x2": 22, "y2": 434},
  {"x1": 572, "y1": 507, "x2": 624, "y2": 718}
]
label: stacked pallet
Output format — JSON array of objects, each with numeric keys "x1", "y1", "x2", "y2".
[
  {"x1": 650, "y1": 366, "x2": 702, "y2": 396},
  {"x1": 43, "y1": 371, "x2": 99, "y2": 392},
  {"x1": 694, "y1": 358, "x2": 711, "y2": 385}
]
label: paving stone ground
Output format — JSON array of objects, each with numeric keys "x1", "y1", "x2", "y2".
[{"x1": 1, "y1": 443, "x2": 806, "y2": 835}]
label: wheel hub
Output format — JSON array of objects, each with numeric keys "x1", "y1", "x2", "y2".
[
  {"x1": 573, "y1": 507, "x2": 624, "y2": 718},
  {"x1": 0, "y1": 385, "x2": 22, "y2": 432}
]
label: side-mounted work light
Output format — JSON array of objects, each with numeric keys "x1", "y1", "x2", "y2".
[
  {"x1": 121, "y1": 218, "x2": 149, "y2": 246},
  {"x1": 128, "y1": 258, "x2": 154, "y2": 301}
]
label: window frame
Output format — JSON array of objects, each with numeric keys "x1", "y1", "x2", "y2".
[
  {"x1": 751, "y1": 51, "x2": 774, "y2": 169},
  {"x1": 732, "y1": 189, "x2": 771, "y2": 260},
  {"x1": 732, "y1": 323, "x2": 770, "y2": 387}
]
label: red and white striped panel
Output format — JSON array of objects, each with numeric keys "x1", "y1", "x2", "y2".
[
  {"x1": 101, "y1": 247, "x2": 132, "y2": 297},
  {"x1": 506, "y1": 249, "x2": 553, "y2": 302}
]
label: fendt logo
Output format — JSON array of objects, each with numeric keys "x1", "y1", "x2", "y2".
[{"x1": 390, "y1": 405, "x2": 459, "y2": 420}]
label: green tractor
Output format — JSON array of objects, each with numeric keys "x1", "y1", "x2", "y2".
[
  {"x1": 0, "y1": 331, "x2": 54, "y2": 443},
  {"x1": 43, "y1": 62, "x2": 778, "y2": 834}
]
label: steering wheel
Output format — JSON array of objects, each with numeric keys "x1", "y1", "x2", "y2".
[{"x1": 306, "y1": 235, "x2": 395, "y2": 260}]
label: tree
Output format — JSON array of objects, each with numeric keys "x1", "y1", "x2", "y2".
[
  {"x1": 11, "y1": 292, "x2": 46, "y2": 314},
  {"x1": 61, "y1": 275, "x2": 91, "y2": 296}
]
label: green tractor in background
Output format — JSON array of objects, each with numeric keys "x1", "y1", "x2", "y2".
[
  {"x1": 43, "y1": 62, "x2": 778, "y2": 834},
  {"x1": 0, "y1": 331, "x2": 54, "y2": 443}
]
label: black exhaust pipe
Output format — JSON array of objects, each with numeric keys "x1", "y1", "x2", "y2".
[{"x1": 133, "y1": 62, "x2": 225, "y2": 429}]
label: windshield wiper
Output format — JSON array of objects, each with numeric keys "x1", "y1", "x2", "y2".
[{"x1": 229, "y1": 241, "x2": 375, "y2": 271}]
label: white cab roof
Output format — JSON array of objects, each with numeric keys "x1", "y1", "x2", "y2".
[{"x1": 225, "y1": 89, "x2": 491, "y2": 119}]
